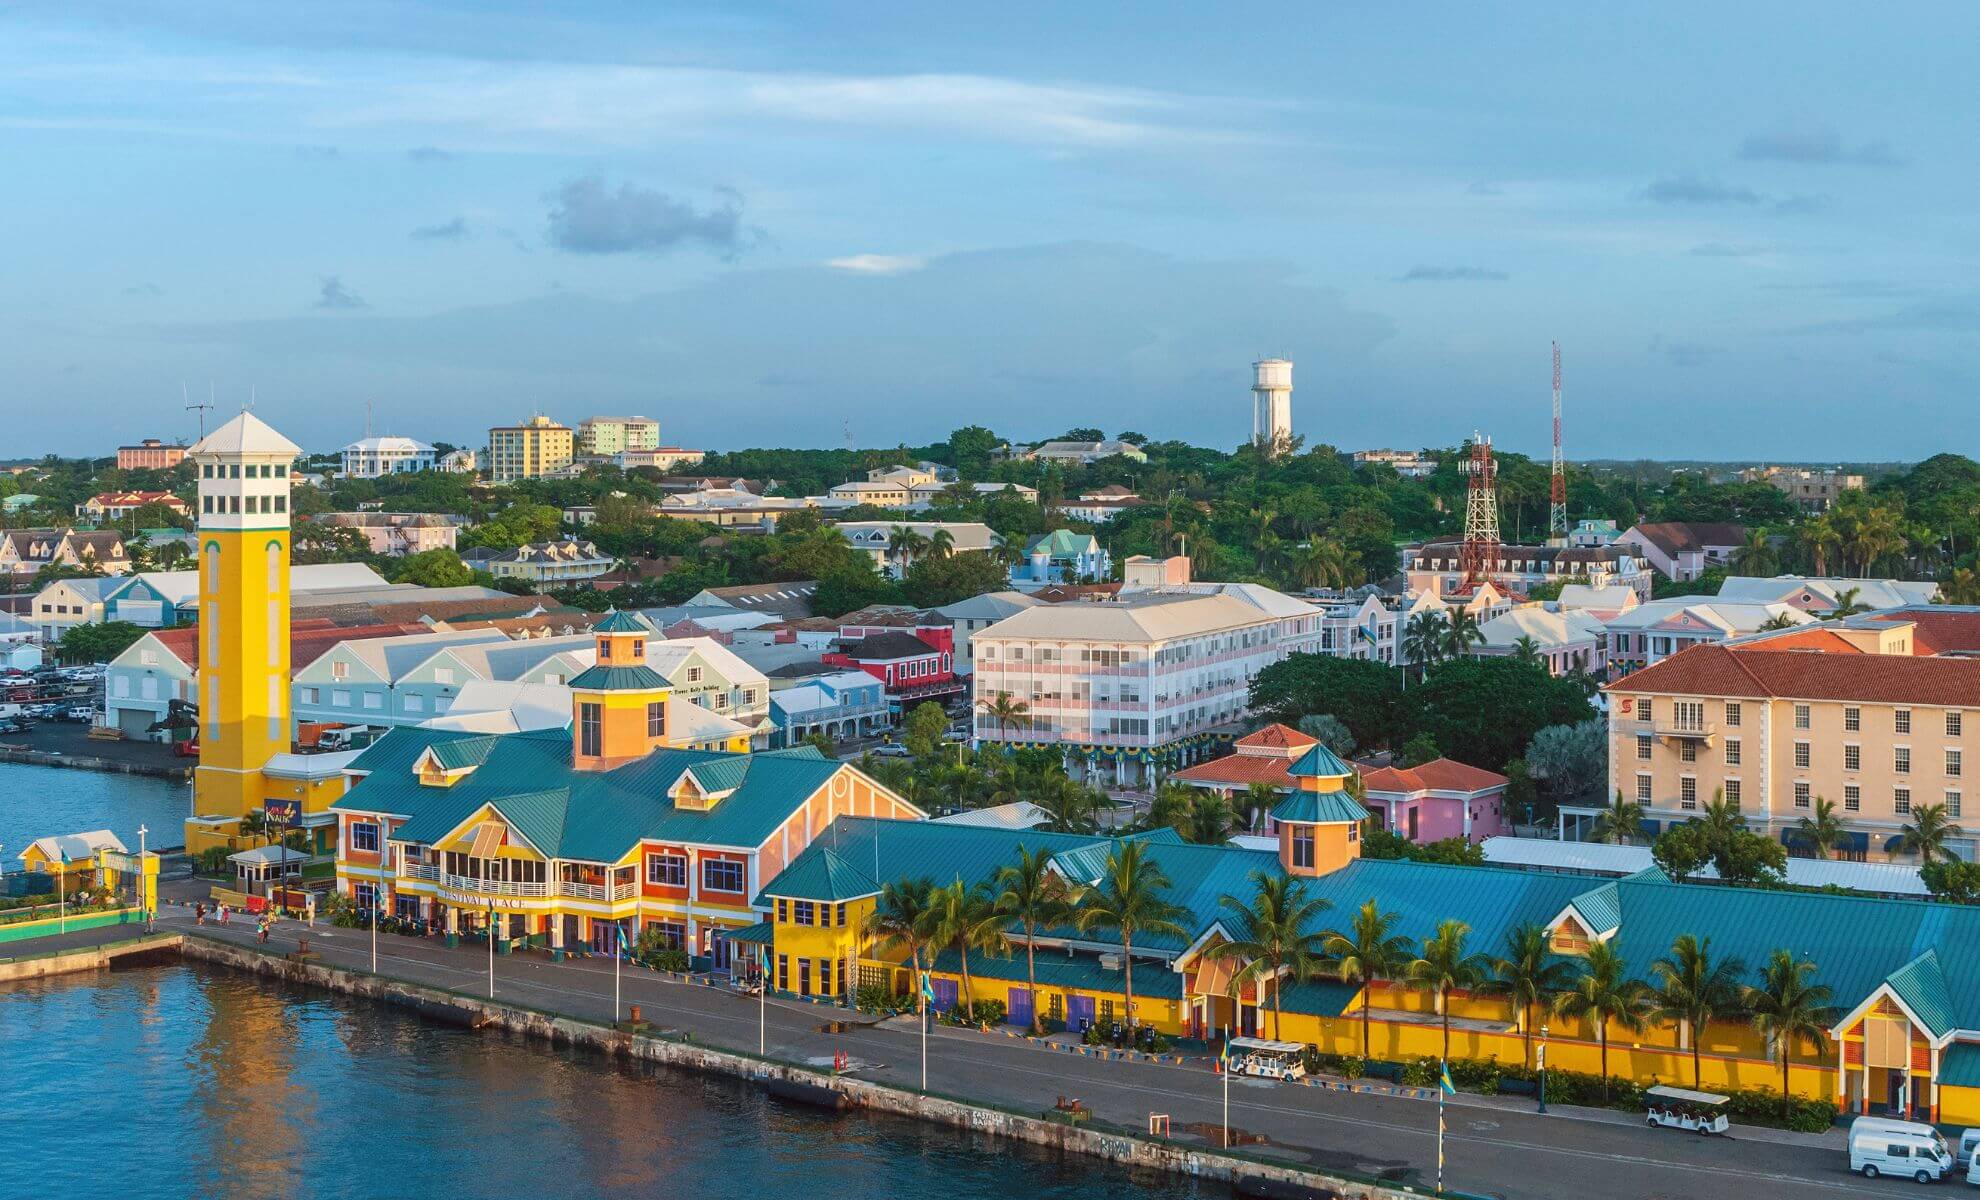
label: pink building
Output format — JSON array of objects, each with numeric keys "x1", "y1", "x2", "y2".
[
  {"x1": 313, "y1": 512, "x2": 462, "y2": 556},
  {"x1": 1357, "y1": 759, "x2": 1509, "y2": 844}
]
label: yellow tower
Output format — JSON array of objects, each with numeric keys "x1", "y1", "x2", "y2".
[
  {"x1": 1272, "y1": 744, "x2": 1369, "y2": 877},
  {"x1": 187, "y1": 412, "x2": 302, "y2": 837},
  {"x1": 568, "y1": 611, "x2": 674, "y2": 771}
]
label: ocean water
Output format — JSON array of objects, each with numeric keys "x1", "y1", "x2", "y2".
[
  {"x1": 0, "y1": 961, "x2": 1208, "y2": 1200},
  {"x1": 0, "y1": 761, "x2": 188, "y2": 859}
]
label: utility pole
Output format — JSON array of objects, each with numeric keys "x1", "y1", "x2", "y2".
[{"x1": 184, "y1": 382, "x2": 214, "y2": 441}]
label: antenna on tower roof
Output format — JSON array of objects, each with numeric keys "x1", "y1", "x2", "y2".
[{"x1": 184, "y1": 381, "x2": 213, "y2": 439}]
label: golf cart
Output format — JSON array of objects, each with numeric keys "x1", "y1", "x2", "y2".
[
  {"x1": 1227, "y1": 1037, "x2": 1308, "y2": 1081},
  {"x1": 1645, "y1": 1085, "x2": 1731, "y2": 1135}
]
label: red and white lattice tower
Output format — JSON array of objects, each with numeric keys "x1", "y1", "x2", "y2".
[
  {"x1": 1549, "y1": 341, "x2": 1567, "y2": 545},
  {"x1": 1459, "y1": 433, "x2": 1501, "y2": 585}
]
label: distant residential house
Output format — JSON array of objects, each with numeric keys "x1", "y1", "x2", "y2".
[
  {"x1": 116, "y1": 440, "x2": 187, "y2": 471},
  {"x1": 341, "y1": 436, "x2": 438, "y2": 479},
  {"x1": 314, "y1": 512, "x2": 463, "y2": 556},
  {"x1": 1567, "y1": 519, "x2": 1621, "y2": 548},
  {"x1": 824, "y1": 627, "x2": 961, "y2": 706},
  {"x1": 1713, "y1": 574, "x2": 1941, "y2": 614},
  {"x1": 834, "y1": 522, "x2": 1001, "y2": 580},
  {"x1": 658, "y1": 489, "x2": 828, "y2": 530},
  {"x1": 1740, "y1": 465, "x2": 1864, "y2": 512},
  {"x1": 0, "y1": 528, "x2": 130, "y2": 584},
  {"x1": 1601, "y1": 598, "x2": 1814, "y2": 673},
  {"x1": 484, "y1": 539, "x2": 613, "y2": 584},
  {"x1": 1009, "y1": 529, "x2": 1110, "y2": 587},
  {"x1": 686, "y1": 580, "x2": 819, "y2": 622},
  {"x1": 1616, "y1": 522, "x2": 1748, "y2": 582},
  {"x1": 1057, "y1": 485, "x2": 1146, "y2": 523},
  {"x1": 1170, "y1": 722, "x2": 1320, "y2": 804},
  {"x1": 907, "y1": 480, "x2": 1036, "y2": 510},
  {"x1": 81, "y1": 563, "x2": 390, "y2": 632},
  {"x1": 865, "y1": 464, "x2": 945, "y2": 489},
  {"x1": 615, "y1": 447, "x2": 706, "y2": 472},
  {"x1": 292, "y1": 630, "x2": 589, "y2": 732},
  {"x1": 1, "y1": 494, "x2": 41, "y2": 515},
  {"x1": 1358, "y1": 759, "x2": 1509, "y2": 844},
  {"x1": 768, "y1": 670, "x2": 891, "y2": 746},
  {"x1": 31, "y1": 576, "x2": 127, "y2": 641},
  {"x1": 1555, "y1": 583, "x2": 1639, "y2": 622},
  {"x1": 437, "y1": 449, "x2": 477, "y2": 474},
  {"x1": 1403, "y1": 540, "x2": 1653, "y2": 600},
  {"x1": 76, "y1": 491, "x2": 190, "y2": 522},
  {"x1": 934, "y1": 590, "x2": 1042, "y2": 674},
  {"x1": 1469, "y1": 606, "x2": 1607, "y2": 676},
  {"x1": 825, "y1": 480, "x2": 915, "y2": 508},
  {"x1": 1350, "y1": 449, "x2": 1439, "y2": 477},
  {"x1": 1010, "y1": 439, "x2": 1147, "y2": 465}
]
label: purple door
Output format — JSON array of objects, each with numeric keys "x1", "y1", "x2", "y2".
[
  {"x1": 1007, "y1": 987, "x2": 1034, "y2": 1028},
  {"x1": 931, "y1": 977, "x2": 959, "y2": 1013},
  {"x1": 1068, "y1": 994, "x2": 1096, "y2": 1031}
]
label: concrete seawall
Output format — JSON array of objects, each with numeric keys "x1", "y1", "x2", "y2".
[
  {"x1": 0, "y1": 744, "x2": 192, "y2": 780},
  {"x1": 0, "y1": 932, "x2": 183, "y2": 982},
  {"x1": 180, "y1": 935, "x2": 1424, "y2": 1200}
]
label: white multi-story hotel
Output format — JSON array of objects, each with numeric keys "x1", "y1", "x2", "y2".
[
  {"x1": 970, "y1": 557, "x2": 1319, "y2": 784},
  {"x1": 341, "y1": 436, "x2": 437, "y2": 478}
]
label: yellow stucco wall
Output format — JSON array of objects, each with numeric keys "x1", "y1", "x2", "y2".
[{"x1": 193, "y1": 528, "x2": 291, "y2": 821}]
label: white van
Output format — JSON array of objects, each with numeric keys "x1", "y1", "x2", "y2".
[
  {"x1": 1849, "y1": 1116, "x2": 1954, "y2": 1183},
  {"x1": 1961, "y1": 1127, "x2": 1980, "y2": 1167}
]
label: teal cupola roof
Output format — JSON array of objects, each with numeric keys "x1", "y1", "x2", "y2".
[
  {"x1": 592, "y1": 609, "x2": 650, "y2": 634},
  {"x1": 1271, "y1": 791, "x2": 1370, "y2": 825},
  {"x1": 1288, "y1": 744, "x2": 1355, "y2": 779}
]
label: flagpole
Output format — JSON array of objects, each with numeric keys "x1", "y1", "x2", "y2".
[
  {"x1": 487, "y1": 903, "x2": 496, "y2": 999},
  {"x1": 759, "y1": 947, "x2": 769, "y2": 1055},
  {"x1": 1437, "y1": 1057, "x2": 1450, "y2": 1196},
  {"x1": 1222, "y1": 1053, "x2": 1230, "y2": 1148},
  {"x1": 59, "y1": 853, "x2": 66, "y2": 934},
  {"x1": 614, "y1": 924, "x2": 622, "y2": 1025}
]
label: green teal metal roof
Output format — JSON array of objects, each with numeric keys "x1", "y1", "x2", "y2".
[
  {"x1": 1270, "y1": 791, "x2": 1369, "y2": 825},
  {"x1": 726, "y1": 920, "x2": 776, "y2": 945},
  {"x1": 1024, "y1": 529, "x2": 1090, "y2": 559},
  {"x1": 427, "y1": 735, "x2": 498, "y2": 772},
  {"x1": 591, "y1": 610, "x2": 649, "y2": 633},
  {"x1": 1288, "y1": 744, "x2": 1355, "y2": 779},
  {"x1": 758, "y1": 846, "x2": 878, "y2": 903},
  {"x1": 568, "y1": 664, "x2": 669, "y2": 692},
  {"x1": 686, "y1": 756, "x2": 752, "y2": 795},
  {"x1": 336, "y1": 728, "x2": 844, "y2": 860},
  {"x1": 1567, "y1": 881, "x2": 1622, "y2": 936},
  {"x1": 1886, "y1": 951, "x2": 1957, "y2": 1039},
  {"x1": 1276, "y1": 979, "x2": 1361, "y2": 1018},
  {"x1": 1941, "y1": 1043, "x2": 1980, "y2": 1089}
]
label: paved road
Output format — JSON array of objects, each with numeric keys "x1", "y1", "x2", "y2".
[{"x1": 124, "y1": 906, "x2": 1906, "y2": 1200}]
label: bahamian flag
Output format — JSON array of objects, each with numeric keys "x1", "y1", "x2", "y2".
[
  {"x1": 1440, "y1": 1062, "x2": 1457, "y2": 1095},
  {"x1": 616, "y1": 923, "x2": 630, "y2": 961},
  {"x1": 759, "y1": 946, "x2": 771, "y2": 979},
  {"x1": 920, "y1": 970, "x2": 935, "y2": 1007},
  {"x1": 1218, "y1": 1038, "x2": 1231, "y2": 1072},
  {"x1": 1358, "y1": 622, "x2": 1377, "y2": 645}
]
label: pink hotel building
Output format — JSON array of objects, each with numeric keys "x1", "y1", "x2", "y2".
[{"x1": 969, "y1": 557, "x2": 1321, "y2": 784}]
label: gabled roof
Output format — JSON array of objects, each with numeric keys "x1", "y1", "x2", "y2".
[
  {"x1": 1610, "y1": 641, "x2": 1980, "y2": 706},
  {"x1": 567, "y1": 664, "x2": 669, "y2": 691},
  {"x1": 1236, "y1": 723, "x2": 1318, "y2": 753},
  {"x1": 1359, "y1": 757, "x2": 1508, "y2": 797},
  {"x1": 839, "y1": 631, "x2": 940, "y2": 662},
  {"x1": 590, "y1": 610, "x2": 651, "y2": 634},
  {"x1": 756, "y1": 846, "x2": 878, "y2": 903},
  {"x1": 1288, "y1": 744, "x2": 1354, "y2": 779},
  {"x1": 188, "y1": 411, "x2": 301, "y2": 457},
  {"x1": 1886, "y1": 951, "x2": 1958, "y2": 1039},
  {"x1": 1625, "y1": 522, "x2": 1747, "y2": 556}
]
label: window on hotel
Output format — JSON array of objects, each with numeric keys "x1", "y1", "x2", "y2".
[
  {"x1": 1844, "y1": 744, "x2": 1860, "y2": 772},
  {"x1": 1681, "y1": 740, "x2": 1697, "y2": 763},
  {"x1": 1896, "y1": 709, "x2": 1912, "y2": 735},
  {"x1": 1793, "y1": 704, "x2": 1810, "y2": 730},
  {"x1": 1636, "y1": 774, "x2": 1652, "y2": 806},
  {"x1": 792, "y1": 901, "x2": 815, "y2": 926},
  {"x1": 1680, "y1": 778, "x2": 1698, "y2": 810},
  {"x1": 1844, "y1": 706, "x2": 1860, "y2": 732},
  {"x1": 703, "y1": 859, "x2": 744, "y2": 893},
  {"x1": 1291, "y1": 827, "x2": 1314, "y2": 869},
  {"x1": 1895, "y1": 747, "x2": 1911, "y2": 774},
  {"x1": 579, "y1": 702, "x2": 602, "y2": 757},
  {"x1": 350, "y1": 822, "x2": 380, "y2": 852},
  {"x1": 1895, "y1": 788, "x2": 1912, "y2": 815},
  {"x1": 1793, "y1": 741, "x2": 1810, "y2": 769},
  {"x1": 1793, "y1": 782, "x2": 1810, "y2": 809},
  {"x1": 1636, "y1": 735, "x2": 1652, "y2": 761},
  {"x1": 1724, "y1": 702, "x2": 1741, "y2": 727},
  {"x1": 647, "y1": 702, "x2": 665, "y2": 738},
  {"x1": 1723, "y1": 779, "x2": 1741, "y2": 807},
  {"x1": 647, "y1": 854, "x2": 686, "y2": 887},
  {"x1": 1844, "y1": 785, "x2": 1860, "y2": 812},
  {"x1": 1638, "y1": 698, "x2": 1653, "y2": 721},
  {"x1": 1950, "y1": 750, "x2": 1964, "y2": 778},
  {"x1": 1724, "y1": 739, "x2": 1741, "y2": 766}
]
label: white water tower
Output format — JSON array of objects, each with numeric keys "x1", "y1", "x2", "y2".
[{"x1": 1251, "y1": 358, "x2": 1293, "y2": 450}]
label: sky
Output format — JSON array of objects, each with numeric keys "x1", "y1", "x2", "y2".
[{"x1": 2, "y1": 1, "x2": 1975, "y2": 460}]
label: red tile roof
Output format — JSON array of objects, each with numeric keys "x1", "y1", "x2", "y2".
[
  {"x1": 1169, "y1": 755, "x2": 1296, "y2": 788},
  {"x1": 1742, "y1": 628, "x2": 1863, "y2": 653},
  {"x1": 1234, "y1": 723, "x2": 1318, "y2": 753},
  {"x1": 1611, "y1": 642, "x2": 1980, "y2": 707},
  {"x1": 153, "y1": 621, "x2": 431, "y2": 670},
  {"x1": 1359, "y1": 758, "x2": 1508, "y2": 796},
  {"x1": 1869, "y1": 609, "x2": 1980, "y2": 657}
]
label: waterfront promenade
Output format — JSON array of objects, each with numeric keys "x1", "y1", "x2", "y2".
[{"x1": 134, "y1": 907, "x2": 1881, "y2": 1200}]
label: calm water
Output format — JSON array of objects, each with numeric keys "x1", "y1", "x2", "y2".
[
  {"x1": 0, "y1": 962, "x2": 1207, "y2": 1200},
  {"x1": 0, "y1": 761, "x2": 189, "y2": 856}
]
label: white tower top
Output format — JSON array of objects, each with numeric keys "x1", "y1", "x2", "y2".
[
  {"x1": 1251, "y1": 358, "x2": 1293, "y2": 453},
  {"x1": 191, "y1": 411, "x2": 300, "y2": 532}
]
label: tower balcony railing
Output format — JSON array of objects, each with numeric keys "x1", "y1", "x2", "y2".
[
  {"x1": 558, "y1": 879, "x2": 639, "y2": 902},
  {"x1": 401, "y1": 863, "x2": 440, "y2": 882}
]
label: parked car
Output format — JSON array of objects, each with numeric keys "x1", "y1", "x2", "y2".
[
  {"x1": 1849, "y1": 1116, "x2": 1954, "y2": 1182},
  {"x1": 871, "y1": 743, "x2": 914, "y2": 759}
]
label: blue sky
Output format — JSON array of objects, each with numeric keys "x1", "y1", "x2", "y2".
[{"x1": 3, "y1": 1, "x2": 1974, "y2": 459}]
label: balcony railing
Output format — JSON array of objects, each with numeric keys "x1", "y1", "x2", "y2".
[
  {"x1": 401, "y1": 863, "x2": 440, "y2": 882},
  {"x1": 440, "y1": 872, "x2": 549, "y2": 898},
  {"x1": 1652, "y1": 720, "x2": 1716, "y2": 740},
  {"x1": 558, "y1": 879, "x2": 639, "y2": 902}
]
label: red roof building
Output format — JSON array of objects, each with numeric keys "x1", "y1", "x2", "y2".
[
  {"x1": 1357, "y1": 758, "x2": 1510, "y2": 845},
  {"x1": 1170, "y1": 723, "x2": 1320, "y2": 793}
]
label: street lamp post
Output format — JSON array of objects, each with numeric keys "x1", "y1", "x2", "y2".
[
  {"x1": 1538, "y1": 1023, "x2": 1550, "y2": 1114},
  {"x1": 138, "y1": 825, "x2": 150, "y2": 930}
]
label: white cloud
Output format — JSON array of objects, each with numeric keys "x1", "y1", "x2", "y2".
[{"x1": 826, "y1": 254, "x2": 926, "y2": 275}]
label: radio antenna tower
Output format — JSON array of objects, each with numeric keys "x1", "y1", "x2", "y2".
[
  {"x1": 1548, "y1": 341, "x2": 1567, "y2": 545},
  {"x1": 183, "y1": 381, "x2": 213, "y2": 440},
  {"x1": 1459, "y1": 432, "x2": 1501, "y2": 587}
]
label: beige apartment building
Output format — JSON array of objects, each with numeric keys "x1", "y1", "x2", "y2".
[
  {"x1": 488, "y1": 415, "x2": 575, "y2": 483},
  {"x1": 1604, "y1": 609, "x2": 1978, "y2": 862},
  {"x1": 575, "y1": 415, "x2": 660, "y2": 457}
]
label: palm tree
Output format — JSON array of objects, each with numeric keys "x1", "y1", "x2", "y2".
[
  {"x1": 1075, "y1": 841, "x2": 1189, "y2": 1030},
  {"x1": 1187, "y1": 792, "x2": 1234, "y2": 845},
  {"x1": 1745, "y1": 949, "x2": 1838, "y2": 1122},
  {"x1": 1944, "y1": 567, "x2": 1980, "y2": 607},
  {"x1": 1293, "y1": 538, "x2": 1352, "y2": 590},
  {"x1": 1508, "y1": 635, "x2": 1543, "y2": 668},
  {"x1": 1731, "y1": 529, "x2": 1779, "y2": 576},
  {"x1": 1408, "y1": 919, "x2": 1490, "y2": 1062},
  {"x1": 861, "y1": 877, "x2": 939, "y2": 1014},
  {"x1": 976, "y1": 691, "x2": 1032, "y2": 738},
  {"x1": 1794, "y1": 797, "x2": 1845, "y2": 860},
  {"x1": 1207, "y1": 870, "x2": 1331, "y2": 1041},
  {"x1": 1442, "y1": 609, "x2": 1485, "y2": 659},
  {"x1": 931, "y1": 878, "x2": 1008, "y2": 1018},
  {"x1": 1484, "y1": 923, "x2": 1577, "y2": 1068},
  {"x1": 1894, "y1": 802, "x2": 1965, "y2": 864},
  {"x1": 888, "y1": 525, "x2": 929, "y2": 572},
  {"x1": 926, "y1": 528, "x2": 956, "y2": 560},
  {"x1": 1238, "y1": 782, "x2": 1280, "y2": 833},
  {"x1": 1552, "y1": 942, "x2": 1649, "y2": 1102},
  {"x1": 1794, "y1": 516, "x2": 1839, "y2": 577},
  {"x1": 1032, "y1": 774, "x2": 1101, "y2": 833},
  {"x1": 1402, "y1": 611, "x2": 1446, "y2": 678},
  {"x1": 1826, "y1": 585, "x2": 1869, "y2": 619},
  {"x1": 1648, "y1": 934, "x2": 1748, "y2": 1088},
  {"x1": 995, "y1": 846, "x2": 1071, "y2": 1034},
  {"x1": 1323, "y1": 900, "x2": 1415, "y2": 1058},
  {"x1": 1696, "y1": 790, "x2": 1745, "y2": 840},
  {"x1": 1591, "y1": 789, "x2": 1644, "y2": 846},
  {"x1": 1758, "y1": 612, "x2": 1800, "y2": 631}
]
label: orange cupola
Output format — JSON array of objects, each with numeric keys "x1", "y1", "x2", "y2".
[
  {"x1": 567, "y1": 611, "x2": 671, "y2": 771},
  {"x1": 1271, "y1": 744, "x2": 1368, "y2": 877}
]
